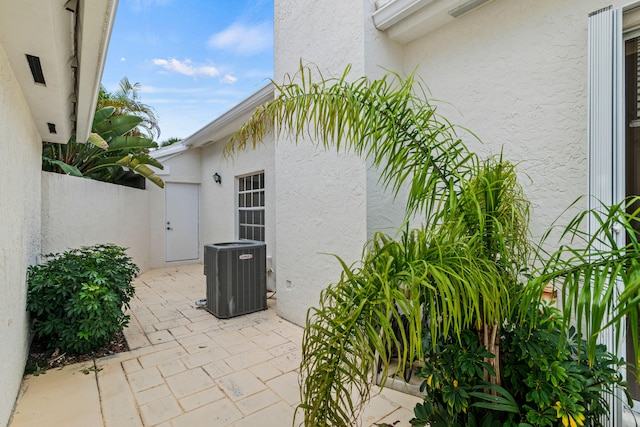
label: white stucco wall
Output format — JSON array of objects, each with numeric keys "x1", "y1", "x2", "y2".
[
  {"x1": 41, "y1": 173, "x2": 151, "y2": 273},
  {"x1": 271, "y1": 0, "x2": 640, "y2": 325},
  {"x1": 362, "y1": 0, "x2": 412, "y2": 238},
  {"x1": 148, "y1": 148, "x2": 202, "y2": 268},
  {"x1": 274, "y1": 0, "x2": 370, "y2": 326},
  {"x1": 200, "y1": 137, "x2": 276, "y2": 290},
  {"x1": 399, "y1": 0, "x2": 625, "y2": 243},
  {"x1": 0, "y1": 43, "x2": 41, "y2": 427}
]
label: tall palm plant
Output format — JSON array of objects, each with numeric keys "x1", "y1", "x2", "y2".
[
  {"x1": 227, "y1": 65, "x2": 640, "y2": 426},
  {"x1": 98, "y1": 77, "x2": 160, "y2": 140}
]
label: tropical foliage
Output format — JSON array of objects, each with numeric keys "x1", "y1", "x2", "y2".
[
  {"x1": 228, "y1": 65, "x2": 640, "y2": 427},
  {"x1": 26, "y1": 244, "x2": 138, "y2": 354},
  {"x1": 413, "y1": 305, "x2": 628, "y2": 427},
  {"x1": 97, "y1": 77, "x2": 160, "y2": 140},
  {"x1": 42, "y1": 106, "x2": 164, "y2": 188},
  {"x1": 159, "y1": 137, "x2": 182, "y2": 148}
]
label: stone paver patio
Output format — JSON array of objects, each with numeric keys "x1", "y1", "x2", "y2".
[{"x1": 9, "y1": 264, "x2": 421, "y2": 426}]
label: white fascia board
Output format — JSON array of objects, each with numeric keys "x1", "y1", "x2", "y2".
[
  {"x1": 75, "y1": 0, "x2": 119, "y2": 143},
  {"x1": 150, "y1": 143, "x2": 189, "y2": 160},
  {"x1": 182, "y1": 82, "x2": 274, "y2": 148},
  {"x1": 373, "y1": 0, "x2": 494, "y2": 44},
  {"x1": 372, "y1": 0, "x2": 435, "y2": 30}
]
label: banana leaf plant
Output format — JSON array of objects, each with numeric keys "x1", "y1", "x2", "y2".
[
  {"x1": 42, "y1": 106, "x2": 164, "y2": 188},
  {"x1": 226, "y1": 65, "x2": 640, "y2": 426}
]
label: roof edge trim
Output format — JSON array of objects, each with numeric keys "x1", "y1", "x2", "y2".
[
  {"x1": 372, "y1": 0, "x2": 435, "y2": 30},
  {"x1": 183, "y1": 82, "x2": 274, "y2": 148}
]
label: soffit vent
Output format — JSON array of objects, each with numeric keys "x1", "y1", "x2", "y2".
[
  {"x1": 26, "y1": 54, "x2": 46, "y2": 85},
  {"x1": 47, "y1": 122, "x2": 57, "y2": 134}
]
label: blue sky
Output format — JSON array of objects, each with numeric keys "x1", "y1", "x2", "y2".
[{"x1": 101, "y1": 0, "x2": 274, "y2": 141}]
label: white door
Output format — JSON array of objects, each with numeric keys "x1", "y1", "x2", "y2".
[{"x1": 165, "y1": 183, "x2": 199, "y2": 262}]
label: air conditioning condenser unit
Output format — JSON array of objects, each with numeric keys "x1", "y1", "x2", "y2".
[{"x1": 203, "y1": 241, "x2": 267, "y2": 318}]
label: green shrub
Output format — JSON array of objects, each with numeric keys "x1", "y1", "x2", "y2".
[
  {"x1": 411, "y1": 304, "x2": 629, "y2": 427},
  {"x1": 27, "y1": 244, "x2": 139, "y2": 354}
]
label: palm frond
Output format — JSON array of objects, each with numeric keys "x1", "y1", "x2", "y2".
[
  {"x1": 226, "y1": 66, "x2": 536, "y2": 425},
  {"x1": 298, "y1": 227, "x2": 508, "y2": 426},
  {"x1": 520, "y1": 196, "x2": 640, "y2": 369},
  {"x1": 227, "y1": 65, "x2": 476, "y2": 220}
]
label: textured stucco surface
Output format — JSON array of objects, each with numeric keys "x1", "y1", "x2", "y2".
[
  {"x1": 200, "y1": 137, "x2": 276, "y2": 289},
  {"x1": 362, "y1": 0, "x2": 413, "y2": 238},
  {"x1": 269, "y1": 0, "x2": 637, "y2": 323},
  {"x1": 274, "y1": 0, "x2": 370, "y2": 326},
  {"x1": 148, "y1": 148, "x2": 202, "y2": 268},
  {"x1": 150, "y1": 136, "x2": 276, "y2": 283},
  {"x1": 0, "y1": 43, "x2": 41, "y2": 427},
  {"x1": 402, "y1": 0, "x2": 622, "y2": 243},
  {"x1": 41, "y1": 173, "x2": 151, "y2": 273}
]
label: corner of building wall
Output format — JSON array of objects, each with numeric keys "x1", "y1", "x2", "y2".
[{"x1": 0, "y1": 52, "x2": 42, "y2": 426}]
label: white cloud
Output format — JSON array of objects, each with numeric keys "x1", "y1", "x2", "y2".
[
  {"x1": 220, "y1": 74, "x2": 238, "y2": 84},
  {"x1": 120, "y1": 56, "x2": 127, "y2": 62},
  {"x1": 152, "y1": 58, "x2": 220, "y2": 78},
  {"x1": 208, "y1": 21, "x2": 272, "y2": 55}
]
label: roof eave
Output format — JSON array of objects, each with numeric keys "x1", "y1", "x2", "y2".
[
  {"x1": 373, "y1": 0, "x2": 493, "y2": 44},
  {"x1": 0, "y1": 0, "x2": 117, "y2": 144},
  {"x1": 182, "y1": 82, "x2": 275, "y2": 149},
  {"x1": 75, "y1": 0, "x2": 119, "y2": 143}
]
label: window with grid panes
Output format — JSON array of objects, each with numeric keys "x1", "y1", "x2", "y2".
[{"x1": 238, "y1": 172, "x2": 265, "y2": 241}]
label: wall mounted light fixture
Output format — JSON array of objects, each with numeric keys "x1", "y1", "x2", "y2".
[{"x1": 213, "y1": 173, "x2": 222, "y2": 184}]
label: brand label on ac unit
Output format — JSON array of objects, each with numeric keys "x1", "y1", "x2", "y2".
[{"x1": 239, "y1": 254, "x2": 253, "y2": 260}]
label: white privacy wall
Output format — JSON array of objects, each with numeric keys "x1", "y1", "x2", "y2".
[
  {"x1": 0, "y1": 43, "x2": 42, "y2": 427},
  {"x1": 41, "y1": 173, "x2": 152, "y2": 273},
  {"x1": 401, "y1": 0, "x2": 625, "y2": 242}
]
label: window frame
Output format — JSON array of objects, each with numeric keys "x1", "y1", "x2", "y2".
[
  {"x1": 237, "y1": 171, "x2": 265, "y2": 242},
  {"x1": 589, "y1": 3, "x2": 640, "y2": 416}
]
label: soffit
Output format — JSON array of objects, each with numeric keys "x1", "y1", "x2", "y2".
[{"x1": 0, "y1": 0, "x2": 117, "y2": 144}]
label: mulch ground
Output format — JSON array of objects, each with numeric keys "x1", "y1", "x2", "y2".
[{"x1": 24, "y1": 330, "x2": 129, "y2": 375}]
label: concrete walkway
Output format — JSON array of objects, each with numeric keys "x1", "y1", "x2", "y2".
[{"x1": 9, "y1": 264, "x2": 421, "y2": 427}]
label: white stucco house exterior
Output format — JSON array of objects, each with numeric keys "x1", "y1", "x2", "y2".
[
  {"x1": 0, "y1": 1, "x2": 117, "y2": 426},
  {"x1": 148, "y1": 0, "x2": 640, "y2": 424}
]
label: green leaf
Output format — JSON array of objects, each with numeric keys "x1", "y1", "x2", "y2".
[
  {"x1": 92, "y1": 106, "x2": 115, "y2": 126},
  {"x1": 106, "y1": 135, "x2": 156, "y2": 151},
  {"x1": 115, "y1": 156, "x2": 164, "y2": 188},
  {"x1": 93, "y1": 114, "x2": 143, "y2": 142},
  {"x1": 42, "y1": 157, "x2": 83, "y2": 177},
  {"x1": 86, "y1": 133, "x2": 108, "y2": 149},
  {"x1": 108, "y1": 115, "x2": 143, "y2": 136},
  {"x1": 469, "y1": 384, "x2": 519, "y2": 414}
]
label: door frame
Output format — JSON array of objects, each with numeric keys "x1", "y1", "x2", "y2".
[{"x1": 164, "y1": 182, "x2": 200, "y2": 263}]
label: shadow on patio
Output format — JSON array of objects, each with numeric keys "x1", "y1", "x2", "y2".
[{"x1": 9, "y1": 264, "x2": 420, "y2": 427}]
